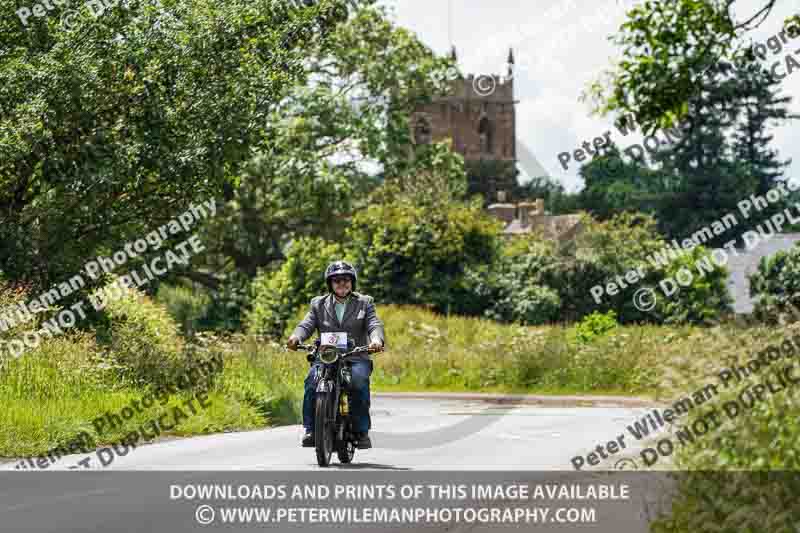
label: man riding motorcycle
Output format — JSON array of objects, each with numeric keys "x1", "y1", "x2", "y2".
[{"x1": 287, "y1": 261, "x2": 385, "y2": 449}]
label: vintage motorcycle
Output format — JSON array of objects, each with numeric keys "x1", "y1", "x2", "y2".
[{"x1": 294, "y1": 339, "x2": 381, "y2": 467}]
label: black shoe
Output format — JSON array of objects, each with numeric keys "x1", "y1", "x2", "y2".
[
  {"x1": 355, "y1": 432, "x2": 371, "y2": 449},
  {"x1": 301, "y1": 431, "x2": 314, "y2": 447}
]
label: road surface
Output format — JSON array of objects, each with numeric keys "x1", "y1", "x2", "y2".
[
  {"x1": 1, "y1": 394, "x2": 676, "y2": 533},
  {"x1": 3, "y1": 394, "x2": 665, "y2": 471}
]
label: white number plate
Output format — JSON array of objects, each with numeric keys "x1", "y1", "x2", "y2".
[{"x1": 321, "y1": 332, "x2": 348, "y2": 350}]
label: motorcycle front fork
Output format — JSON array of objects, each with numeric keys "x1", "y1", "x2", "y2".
[{"x1": 337, "y1": 391, "x2": 354, "y2": 441}]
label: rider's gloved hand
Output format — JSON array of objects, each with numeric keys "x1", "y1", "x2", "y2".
[
  {"x1": 368, "y1": 339, "x2": 383, "y2": 352},
  {"x1": 287, "y1": 336, "x2": 300, "y2": 350}
]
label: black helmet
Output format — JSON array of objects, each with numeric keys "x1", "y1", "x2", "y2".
[{"x1": 325, "y1": 260, "x2": 357, "y2": 292}]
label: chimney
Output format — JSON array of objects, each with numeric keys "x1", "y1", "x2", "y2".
[
  {"x1": 518, "y1": 201, "x2": 536, "y2": 226},
  {"x1": 487, "y1": 197, "x2": 516, "y2": 224}
]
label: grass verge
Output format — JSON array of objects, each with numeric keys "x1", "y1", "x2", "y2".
[{"x1": 1, "y1": 302, "x2": 791, "y2": 463}]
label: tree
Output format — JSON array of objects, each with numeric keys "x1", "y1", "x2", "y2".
[
  {"x1": 749, "y1": 244, "x2": 800, "y2": 323},
  {"x1": 577, "y1": 146, "x2": 670, "y2": 220},
  {"x1": 178, "y1": 4, "x2": 456, "y2": 291},
  {"x1": 584, "y1": 0, "x2": 795, "y2": 132},
  {"x1": 247, "y1": 237, "x2": 346, "y2": 337},
  {"x1": 513, "y1": 176, "x2": 580, "y2": 215},
  {"x1": 374, "y1": 141, "x2": 468, "y2": 207},
  {"x1": 347, "y1": 197, "x2": 502, "y2": 315},
  {"x1": 580, "y1": 52, "x2": 795, "y2": 246},
  {"x1": 649, "y1": 57, "x2": 796, "y2": 244},
  {"x1": 0, "y1": 0, "x2": 355, "y2": 289},
  {"x1": 464, "y1": 160, "x2": 518, "y2": 205},
  {"x1": 247, "y1": 136, "x2": 480, "y2": 336},
  {"x1": 645, "y1": 60, "x2": 752, "y2": 243},
  {"x1": 731, "y1": 58, "x2": 796, "y2": 199}
]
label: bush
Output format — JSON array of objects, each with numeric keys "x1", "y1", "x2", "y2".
[
  {"x1": 548, "y1": 213, "x2": 730, "y2": 325},
  {"x1": 749, "y1": 245, "x2": 800, "y2": 323},
  {"x1": 652, "y1": 325, "x2": 800, "y2": 532},
  {"x1": 0, "y1": 278, "x2": 39, "y2": 339},
  {"x1": 247, "y1": 237, "x2": 346, "y2": 338},
  {"x1": 574, "y1": 310, "x2": 618, "y2": 344},
  {"x1": 558, "y1": 212, "x2": 667, "y2": 322},
  {"x1": 474, "y1": 213, "x2": 662, "y2": 325},
  {"x1": 469, "y1": 212, "x2": 731, "y2": 326},
  {"x1": 156, "y1": 284, "x2": 212, "y2": 337},
  {"x1": 653, "y1": 245, "x2": 732, "y2": 324},
  {"x1": 466, "y1": 238, "x2": 562, "y2": 325},
  {"x1": 96, "y1": 281, "x2": 187, "y2": 388},
  {"x1": 347, "y1": 200, "x2": 502, "y2": 315}
]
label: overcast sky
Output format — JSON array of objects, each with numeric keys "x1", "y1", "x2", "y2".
[{"x1": 381, "y1": 0, "x2": 800, "y2": 192}]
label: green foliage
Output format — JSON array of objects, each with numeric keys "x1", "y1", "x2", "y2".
[
  {"x1": 561, "y1": 212, "x2": 665, "y2": 322},
  {"x1": 654, "y1": 245, "x2": 733, "y2": 324},
  {"x1": 464, "y1": 159, "x2": 518, "y2": 205},
  {"x1": 652, "y1": 473, "x2": 800, "y2": 533},
  {"x1": 247, "y1": 237, "x2": 346, "y2": 338},
  {"x1": 578, "y1": 146, "x2": 672, "y2": 220},
  {"x1": 579, "y1": 213, "x2": 732, "y2": 323},
  {"x1": 187, "y1": 4, "x2": 455, "y2": 291},
  {"x1": 369, "y1": 305, "x2": 677, "y2": 394},
  {"x1": 216, "y1": 335, "x2": 306, "y2": 427},
  {"x1": 583, "y1": 0, "x2": 787, "y2": 131},
  {"x1": 375, "y1": 141, "x2": 469, "y2": 207},
  {"x1": 581, "y1": 1, "x2": 795, "y2": 257},
  {"x1": 97, "y1": 283, "x2": 187, "y2": 389},
  {"x1": 347, "y1": 200, "x2": 502, "y2": 315},
  {"x1": 583, "y1": 63, "x2": 793, "y2": 247},
  {"x1": 477, "y1": 212, "x2": 732, "y2": 325},
  {"x1": 0, "y1": 333, "x2": 138, "y2": 456},
  {"x1": 653, "y1": 327, "x2": 800, "y2": 531},
  {"x1": 155, "y1": 284, "x2": 213, "y2": 337},
  {"x1": 0, "y1": 331, "x2": 281, "y2": 457},
  {"x1": 513, "y1": 176, "x2": 581, "y2": 214},
  {"x1": 466, "y1": 238, "x2": 562, "y2": 325},
  {"x1": 750, "y1": 245, "x2": 800, "y2": 322},
  {"x1": 0, "y1": 279, "x2": 35, "y2": 345},
  {"x1": 0, "y1": 0, "x2": 356, "y2": 289},
  {"x1": 574, "y1": 310, "x2": 618, "y2": 344}
]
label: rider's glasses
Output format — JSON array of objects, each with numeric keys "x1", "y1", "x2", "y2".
[{"x1": 331, "y1": 276, "x2": 351, "y2": 284}]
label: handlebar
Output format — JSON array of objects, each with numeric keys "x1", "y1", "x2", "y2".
[{"x1": 293, "y1": 343, "x2": 382, "y2": 356}]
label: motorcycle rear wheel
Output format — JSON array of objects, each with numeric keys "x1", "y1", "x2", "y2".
[{"x1": 337, "y1": 440, "x2": 355, "y2": 463}]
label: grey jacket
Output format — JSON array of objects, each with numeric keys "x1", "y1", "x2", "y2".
[{"x1": 292, "y1": 292, "x2": 386, "y2": 361}]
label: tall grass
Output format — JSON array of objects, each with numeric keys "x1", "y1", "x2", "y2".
[
  {"x1": 2, "y1": 296, "x2": 785, "y2": 460},
  {"x1": 155, "y1": 283, "x2": 212, "y2": 337},
  {"x1": 0, "y1": 333, "x2": 288, "y2": 458},
  {"x1": 279, "y1": 304, "x2": 768, "y2": 397}
]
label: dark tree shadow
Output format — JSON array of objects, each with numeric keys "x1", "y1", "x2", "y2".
[{"x1": 325, "y1": 462, "x2": 411, "y2": 470}]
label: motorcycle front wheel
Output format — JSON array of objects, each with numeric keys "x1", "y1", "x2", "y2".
[{"x1": 315, "y1": 392, "x2": 335, "y2": 467}]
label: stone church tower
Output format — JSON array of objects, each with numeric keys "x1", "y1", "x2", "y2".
[{"x1": 411, "y1": 48, "x2": 518, "y2": 203}]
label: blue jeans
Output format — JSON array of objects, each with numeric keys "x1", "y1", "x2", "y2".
[{"x1": 303, "y1": 360, "x2": 372, "y2": 434}]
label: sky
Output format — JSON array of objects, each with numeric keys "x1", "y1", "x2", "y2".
[{"x1": 381, "y1": 0, "x2": 800, "y2": 193}]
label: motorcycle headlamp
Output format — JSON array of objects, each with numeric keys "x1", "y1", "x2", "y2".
[{"x1": 319, "y1": 344, "x2": 339, "y2": 364}]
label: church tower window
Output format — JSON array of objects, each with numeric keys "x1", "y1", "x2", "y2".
[
  {"x1": 478, "y1": 116, "x2": 492, "y2": 154},
  {"x1": 414, "y1": 117, "x2": 432, "y2": 145}
]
